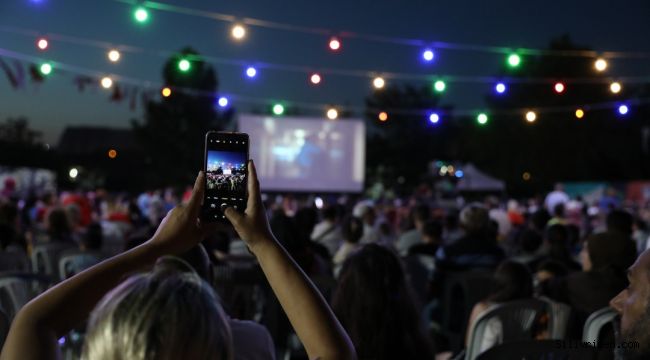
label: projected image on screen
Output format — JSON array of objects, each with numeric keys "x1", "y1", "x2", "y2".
[
  {"x1": 239, "y1": 115, "x2": 365, "y2": 192},
  {"x1": 206, "y1": 150, "x2": 247, "y2": 193}
]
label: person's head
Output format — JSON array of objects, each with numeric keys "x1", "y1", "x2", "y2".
[
  {"x1": 554, "y1": 183, "x2": 564, "y2": 192},
  {"x1": 421, "y1": 220, "x2": 442, "y2": 245},
  {"x1": 361, "y1": 206, "x2": 376, "y2": 226},
  {"x1": 545, "y1": 224, "x2": 571, "y2": 261},
  {"x1": 581, "y1": 231, "x2": 636, "y2": 273},
  {"x1": 341, "y1": 216, "x2": 363, "y2": 244},
  {"x1": 535, "y1": 259, "x2": 569, "y2": 283},
  {"x1": 488, "y1": 260, "x2": 533, "y2": 303},
  {"x1": 610, "y1": 250, "x2": 650, "y2": 360},
  {"x1": 552, "y1": 203, "x2": 565, "y2": 218},
  {"x1": 518, "y1": 229, "x2": 543, "y2": 255},
  {"x1": 607, "y1": 210, "x2": 634, "y2": 236},
  {"x1": 322, "y1": 205, "x2": 338, "y2": 222},
  {"x1": 530, "y1": 209, "x2": 551, "y2": 233},
  {"x1": 46, "y1": 207, "x2": 71, "y2": 241},
  {"x1": 332, "y1": 244, "x2": 434, "y2": 360},
  {"x1": 82, "y1": 261, "x2": 232, "y2": 360},
  {"x1": 459, "y1": 203, "x2": 489, "y2": 236},
  {"x1": 81, "y1": 223, "x2": 103, "y2": 251},
  {"x1": 412, "y1": 204, "x2": 430, "y2": 229}
]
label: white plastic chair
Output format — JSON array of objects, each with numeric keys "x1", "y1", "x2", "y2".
[{"x1": 582, "y1": 307, "x2": 617, "y2": 344}]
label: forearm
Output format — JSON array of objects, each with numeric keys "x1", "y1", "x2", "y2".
[
  {"x1": 251, "y1": 237, "x2": 356, "y2": 360},
  {"x1": 1, "y1": 241, "x2": 164, "y2": 360}
]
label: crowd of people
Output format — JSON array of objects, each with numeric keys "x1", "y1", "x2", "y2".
[
  {"x1": 207, "y1": 172, "x2": 246, "y2": 192},
  {"x1": 1, "y1": 171, "x2": 650, "y2": 359}
]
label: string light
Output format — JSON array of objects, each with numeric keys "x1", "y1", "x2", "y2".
[
  {"x1": 422, "y1": 49, "x2": 435, "y2": 62},
  {"x1": 373, "y1": 77, "x2": 385, "y2": 89},
  {"x1": 272, "y1": 103, "x2": 285, "y2": 115},
  {"x1": 108, "y1": 149, "x2": 118, "y2": 159},
  {"x1": 328, "y1": 37, "x2": 341, "y2": 51},
  {"x1": 433, "y1": 80, "x2": 446, "y2": 93},
  {"x1": 246, "y1": 66, "x2": 257, "y2": 78},
  {"x1": 161, "y1": 87, "x2": 172, "y2": 97},
  {"x1": 108, "y1": 49, "x2": 121, "y2": 62},
  {"x1": 525, "y1": 111, "x2": 537, "y2": 123},
  {"x1": 618, "y1": 104, "x2": 629, "y2": 115},
  {"x1": 36, "y1": 37, "x2": 48, "y2": 51},
  {"x1": 507, "y1": 53, "x2": 521, "y2": 68},
  {"x1": 610, "y1": 81, "x2": 622, "y2": 94},
  {"x1": 522, "y1": 172, "x2": 531, "y2": 181},
  {"x1": 477, "y1": 113, "x2": 489, "y2": 125},
  {"x1": 428, "y1": 112, "x2": 440, "y2": 124},
  {"x1": 217, "y1": 96, "x2": 229, "y2": 107},
  {"x1": 310, "y1": 73, "x2": 321, "y2": 85},
  {"x1": 378, "y1": 112, "x2": 388, "y2": 122},
  {"x1": 231, "y1": 24, "x2": 246, "y2": 40},
  {"x1": 495, "y1": 82, "x2": 507, "y2": 94},
  {"x1": 39, "y1": 63, "x2": 52, "y2": 75},
  {"x1": 133, "y1": 7, "x2": 149, "y2": 23},
  {"x1": 554, "y1": 82, "x2": 565, "y2": 94},
  {"x1": 594, "y1": 58, "x2": 608, "y2": 72},
  {"x1": 326, "y1": 108, "x2": 338, "y2": 120},
  {"x1": 575, "y1": 108, "x2": 585, "y2": 119},
  {"x1": 100, "y1": 76, "x2": 113, "y2": 89},
  {"x1": 178, "y1": 58, "x2": 191, "y2": 72}
]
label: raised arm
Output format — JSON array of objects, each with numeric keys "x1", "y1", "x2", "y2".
[
  {"x1": 225, "y1": 161, "x2": 356, "y2": 360},
  {"x1": 1, "y1": 172, "x2": 211, "y2": 360}
]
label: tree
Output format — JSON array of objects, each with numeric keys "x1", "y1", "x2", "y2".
[
  {"x1": 457, "y1": 34, "x2": 650, "y2": 194},
  {"x1": 132, "y1": 48, "x2": 233, "y2": 187},
  {"x1": 0, "y1": 117, "x2": 54, "y2": 169},
  {"x1": 365, "y1": 85, "x2": 455, "y2": 189}
]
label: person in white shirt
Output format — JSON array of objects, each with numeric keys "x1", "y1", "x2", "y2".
[
  {"x1": 311, "y1": 206, "x2": 342, "y2": 257},
  {"x1": 544, "y1": 183, "x2": 569, "y2": 214}
]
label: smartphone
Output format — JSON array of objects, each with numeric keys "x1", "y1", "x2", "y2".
[{"x1": 202, "y1": 131, "x2": 249, "y2": 222}]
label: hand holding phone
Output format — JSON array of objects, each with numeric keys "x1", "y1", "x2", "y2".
[{"x1": 202, "y1": 131, "x2": 250, "y2": 222}]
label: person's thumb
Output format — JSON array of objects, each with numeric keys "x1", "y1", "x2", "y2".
[{"x1": 224, "y1": 207, "x2": 244, "y2": 228}]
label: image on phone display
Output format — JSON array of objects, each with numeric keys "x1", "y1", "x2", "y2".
[{"x1": 202, "y1": 132, "x2": 249, "y2": 222}]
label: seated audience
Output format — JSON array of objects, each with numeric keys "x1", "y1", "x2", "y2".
[
  {"x1": 396, "y1": 204, "x2": 430, "y2": 255},
  {"x1": 510, "y1": 229, "x2": 543, "y2": 270},
  {"x1": 541, "y1": 231, "x2": 636, "y2": 335},
  {"x1": 1, "y1": 163, "x2": 356, "y2": 360},
  {"x1": 435, "y1": 203, "x2": 505, "y2": 271},
  {"x1": 531, "y1": 224, "x2": 581, "y2": 272},
  {"x1": 333, "y1": 216, "x2": 364, "y2": 275},
  {"x1": 332, "y1": 244, "x2": 435, "y2": 360},
  {"x1": 311, "y1": 205, "x2": 342, "y2": 257},
  {"x1": 408, "y1": 220, "x2": 443, "y2": 257},
  {"x1": 465, "y1": 261, "x2": 535, "y2": 353}
]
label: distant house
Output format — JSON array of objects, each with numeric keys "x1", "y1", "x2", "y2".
[{"x1": 57, "y1": 126, "x2": 137, "y2": 156}]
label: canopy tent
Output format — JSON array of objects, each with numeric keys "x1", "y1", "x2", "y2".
[{"x1": 456, "y1": 163, "x2": 505, "y2": 192}]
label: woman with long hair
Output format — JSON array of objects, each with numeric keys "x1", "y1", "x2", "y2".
[{"x1": 332, "y1": 244, "x2": 435, "y2": 360}]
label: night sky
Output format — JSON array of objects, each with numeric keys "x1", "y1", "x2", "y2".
[{"x1": 1, "y1": 0, "x2": 649, "y2": 144}]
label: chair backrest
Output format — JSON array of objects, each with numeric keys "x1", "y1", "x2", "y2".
[
  {"x1": 540, "y1": 296, "x2": 572, "y2": 340},
  {"x1": 441, "y1": 270, "x2": 495, "y2": 352},
  {"x1": 466, "y1": 298, "x2": 548, "y2": 360},
  {"x1": 583, "y1": 307, "x2": 618, "y2": 344},
  {"x1": 0, "y1": 251, "x2": 30, "y2": 272},
  {"x1": 31, "y1": 243, "x2": 76, "y2": 275},
  {"x1": 0, "y1": 272, "x2": 54, "y2": 322},
  {"x1": 0, "y1": 308, "x2": 9, "y2": 349},
  {"x1": 58, "y1": 251, "x2": 103, "y2": 281},
  {"x1": 476, "y1": 340, "x2": 599, "y2": 360}
]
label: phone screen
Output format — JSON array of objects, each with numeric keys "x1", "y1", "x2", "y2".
[{"x1": 203, "y1": 131, "x2": 249, "y2": 222}]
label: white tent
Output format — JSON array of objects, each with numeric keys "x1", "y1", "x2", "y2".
[{"x1": 456, "y1": 163, "x2": 505, "y2": 192}]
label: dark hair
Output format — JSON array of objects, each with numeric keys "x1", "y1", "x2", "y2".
[
  {"x1": 82, "y1": 223, "x2": 103, "y2": 251},
  {"x1": 422, "y1": 220, "x2": 443, "y2": 240},
  {"x1": 519, "y1": 229, "x2": 542, "y2": 254},
  {"x1": 488, "y1": 260, "x2": 533, "y2": 303},
  {"x1": 47, "y1": 207, "x2": 72, "y2": 242},
  {"x1": 607, "y1": 210, "x2": 633, "y2": 235},
  {"x1": 530, "y1": 209, "x2": 551, "y2": 232},
  {"x1": 322, "y1": 206, "x2": 338, "y2": 221},
  {"x1": 536, "y1": 259, "x2": 569, "y2": 278},
  {"x1": 545, "y1": 224, "x2": 572, "y2": 263},
  {"x1": 412, "y1": 204, "x2": 430, "y2": 224},
  {"x1": 332, "y1": 244, "x2": 435, "y2": 360},
  {"x1": 552, "y1": 203, "x2": 566, "y2": 218},
  {"x1": 341, "y1": 216, "x2": 363, "y2": 244}
]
